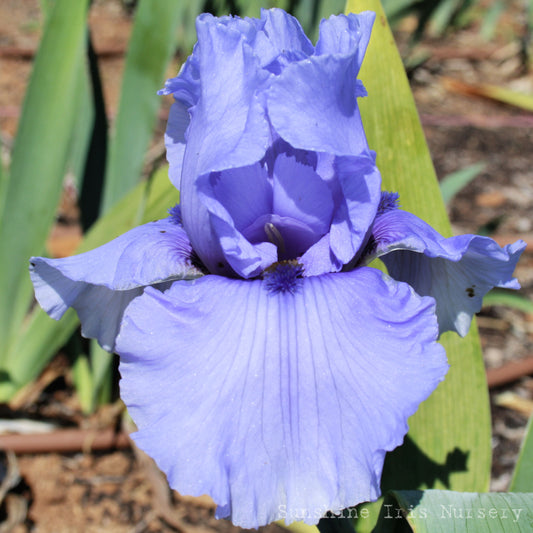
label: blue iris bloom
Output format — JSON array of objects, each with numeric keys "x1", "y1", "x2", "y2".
[{"x1": 30, "y1": 9, "x2": 524, "y2": 528}]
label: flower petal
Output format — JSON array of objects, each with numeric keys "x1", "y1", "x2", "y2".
[
  {"x1": 273, "y1": 153, "x2": 333, "y2": 236},
  {"x1": 315, "y1": 11, "x2": 375, "y2": 59},
  {"x1": 29, "y1": 218, "x2": 201, "y2": 351},
  {"x1": 371, "y1": 209, "x2": 526, "y2": 336},
  {"x1": 197, "y1": 164, "x2": 277, "y2": 278},
  {"x1": 117, "y1": 268, "x2": 447, "y2": 528},
  {"x1": 163, "y1": 100, "x2": 190, "y2": 190},
  {"x1": 182, "y1": 13, "x2": 270, "y2": 177},
  {"x1": 178, "y1": 14, "x2": 272, "y2": 274},
  {"x1": 254, "y1": 8, "x2": 314, "y2": 71},
  {"x1": 267, "y1": 12, "x2": 375, "y2": 156},
  {"x1": 329, "y1": 154, "x2": 381, "y2": 264}
]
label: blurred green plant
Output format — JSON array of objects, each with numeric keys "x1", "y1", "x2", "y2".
[
  {"x1": 439, "y1": 162, "x2": 486, "y2": 206},
  {"x1": 0, "y1": 0, "x2": 182, "y2": 410}
]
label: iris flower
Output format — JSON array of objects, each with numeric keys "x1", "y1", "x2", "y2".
[{"x1": 30, "y1": 8, "x2": 524, "y2": 528}]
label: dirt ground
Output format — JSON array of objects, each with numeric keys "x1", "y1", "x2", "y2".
[{"x1": 1, "y1": 0, "x2": 533, "y2": 531}]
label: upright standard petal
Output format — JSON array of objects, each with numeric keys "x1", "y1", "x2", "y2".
[
  {"x1": 117, "y1": 268, "x2": 447, "y2": 528},
  {"x1": 370, "y1": 209, "x2": 526, "y2": 336},
  {"x1": 253, "y1": 8, "x2": 314, "y2": 72},
  {"x1": 328, "y1": 154, "x2": 381, "y2": 264},
  {"x1": 267, "y1": 12, "x2": 375, "y2": 156},
  {"x1": 197, "y1": 164, "x2": 277, "y2": 278},
  {"x1": 179, "y1": 14, "x2": 271, "y2": 275},
  {"x1": 30, "y1": 218, "x2": 201, "y2": 351},
  {"x1": 163, "y1": 100, "x2": 190, "y2": 190}
]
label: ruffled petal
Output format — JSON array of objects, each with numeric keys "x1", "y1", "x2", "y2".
[
  {"x1": 164, "y1": 101, "x2": 190, "y2": 190},
  {"x1": 267, "y1": 13, "x2": 375, "y2": 156},
  {"x1": 183, "y1": 14, "x2": 270, "y2": 177},
  {"x1": 253, "y1": 8, "x2": 314, "y2": 71},
  {"x1": 273, "y1": 154, "x2": 333, "y2": 235},
  {"x1": 197, "y1": 164, "x2": 277, "y2": 278},
  {"x1": 329, "y1": 154, "x2": 381, "y2": 264},
  {"x1": 370, "y1": 209, "x2": 526, "y2": 336},
  {"x1": 179, "y1": 14, "x2": 272, "y2": 274},
  {"x1": 29, "y1": 218, "x2": 201, "y2": 351},
  {"x1": 117, "y1": 268, "x2": 447, "y2": 528},
  {"x1": 315, "y1": 11, "x2": 375, "y2": 60}
]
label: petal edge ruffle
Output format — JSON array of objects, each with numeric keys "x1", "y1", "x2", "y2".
[
  {"x1": 30, "y1": 218, "x2": 201, "y2": 351},
  {"x1": 370, "y1": 209, "x2": 526, "y2": 336},
  {"x1": 117, "y1": 268, "x2": 447, "y2": 527}
]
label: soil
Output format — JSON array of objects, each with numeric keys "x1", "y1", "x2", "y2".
[{"x1": 0, "y1": 0, "x2": 532, "y2": 531}]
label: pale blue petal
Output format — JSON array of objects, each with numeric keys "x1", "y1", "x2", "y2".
[
  {"x1": 266, "y1": 12, "x2": 375, "y2": 156},
  {"x1": 329, "y1": 154, "x2": 381, "y2": 264},
  {"x1": 315, "y1": 11, "x2": 375, "y2": 60},
  {"x1": 197, "y1": 164, "x2": 277, "y2": 278},
  {"x1": 254, "y1": 8, "x2": 314, "y2": 71},
  {"x1": 158, "y1": 52, "x2": 200, "y2": 107},
  {"x1": 164, "y1": 101, "x2": 190, "y2": 190},
  {"x1": 29, "y1": 218, "x2": 201, "y2": 351},
  {"x1": 179, "y1": 14, "x2": 271, "y2": 274},
  {"x1": 300, "y1": 234, "x2": 343, "y2": 276},
  {"x1": 205, "y1": 163, "x2": 272, "y2": 231},
  {"x1": 372, "y1": 210, "x2": 526, "y2": 336},
  {"x1": 182, "y1": 13, "x2": 270, "y2": 178},
  {"x1": 117, "y1": 269, "x2": 447, "y2": 528},
  {"x1": 273, "y1": 154, "x2": 333, "y2": 236},
  {"x1": 267, "y1": 54, "x2": 368, "y2": 156}
]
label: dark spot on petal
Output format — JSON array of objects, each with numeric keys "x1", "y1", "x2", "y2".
[
  {"x1": 30, "y1": 262, "x2": 35, "y2": 267},
  {"x1": 160, "y1": 230, "x2": 166, "y2": 233},
  {"x1": 217, "y1": 262, "x2": 224, "y2": 268},
  {"x1": 466, "y1": 287, "x2": 475, "y2": 298}
]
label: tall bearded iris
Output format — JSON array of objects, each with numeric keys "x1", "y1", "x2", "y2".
[{"x1": 30, "y1": 8, "x2": 524, "y2": 529}]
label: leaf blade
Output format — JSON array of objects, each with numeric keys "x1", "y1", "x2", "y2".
[
  {"x1": 0, "y1": 0, "x2": 89, "y2": 355},
  {"x1": 101, "y1": 0, "x2": 183, "y2": 213},
  {"x1": 348, "y1": 0, "x2": 491, "y2": 496}
]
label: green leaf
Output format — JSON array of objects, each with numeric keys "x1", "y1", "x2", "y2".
[
  {"x1": 101, "y1": 0, "x2": 183, "y2": 213},
  {"x1": 429, "y1": 0, "x2": 463, "y2": 37},
  {"x1": 1, "y1": 165, "x2": 177, "y2": 402},
  {"x1": 78, "y1": 33, "x2": 108, "y2": 231},
  {"x1": 175, "y1": 0, "x2": 204, "y2": 53},
  {"x1": 235, "y1": 0, "x2": 263, "y2": 18},
  {"x1": 349, "y1": 0, "x2": 491, "y2": 499},
  {"x1": 0, "y1": 0, "x2": 89, "y2": 358},
  {"x1": 483, "y1": 290, "x2": 533, "y2": 314},
  {"x1": 480, "y1": 0, "x2": 505, "y2": 41},
  {"x1": 510, "y1": 415, "x2": 533, "y2": 492},
  {"x1": 374, "y1": 490, "x2": 533, "y2": 532},
  {"x1": 439, "y1": 162, "x2": 485, "y2": 205},
  {"x1": 72, "y1": 339, "x2": 113, "y2": 414}
]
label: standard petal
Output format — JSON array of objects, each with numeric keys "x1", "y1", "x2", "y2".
[
  {"x1": 273, "y1": 153, "x2": 333, "y2": 236},
  {"x1": 183, "y1": 13, "x2": 270, "y2": 177},
  {"x1": 315, "y1": 11, "x2": 375, "y2": 59},
  {"x1": 29, "y1": 218, "x2": 201, "y2": 351},
  {"x1": 329, "y1": 154, "x2": 381, "y2": 264},
  {"x1": 164, "y1": 101, "x2": 190, "y2": 190},
  {"x1": 197, "y1": 165, "x2": 277, "y2": 278},
  {"x1": 267, "y1": 54, "x2": 368, "y2": 156},
  {"x1": 117, "y1": 268, "x2": 447, "y2": 528},
  {"x1": 253, "y1": 8, "x2": 314, "y2": 71},
  {"x1": 179, "y1": 14, "x2": 272, "y2": 274},
  {"x1": 267, "y1": 12, "x2": 375, "y2": 156},
  {"x1": 371, "y1": 209, "x2": 526, "y2": 336}
]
